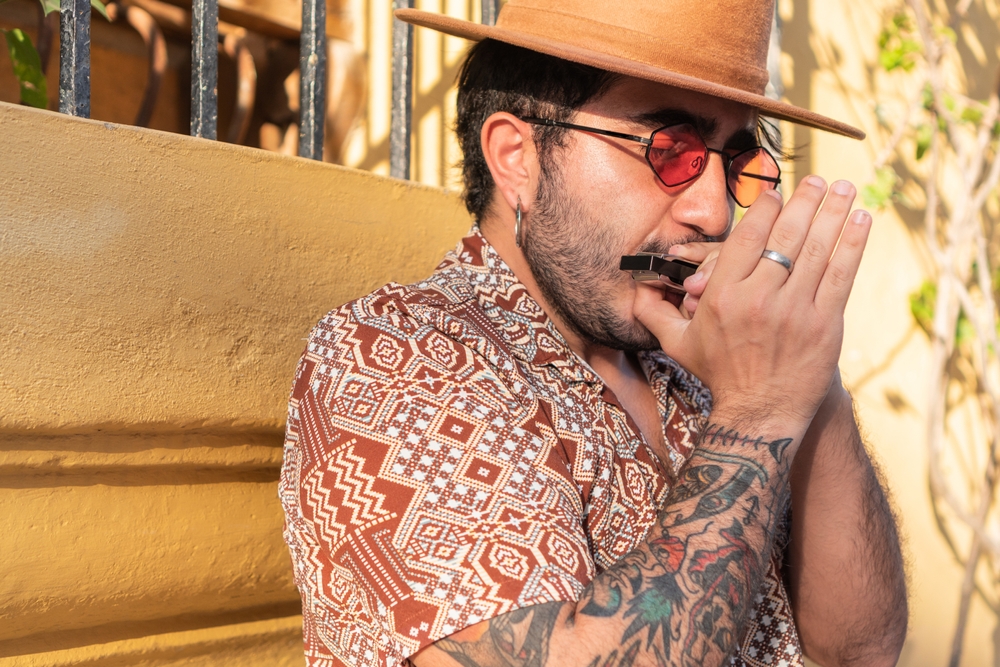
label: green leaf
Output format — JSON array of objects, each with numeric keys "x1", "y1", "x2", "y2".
[
  {"x1": 910, "y1": 279, "x2": 978, "y2": 344},
  {"x1": 910, "y1": 280, "x2": 936, "y2": 336},
  {"x1": 877, "y1": 12, "x2": 921, "y2": 72},
  {"x1": 3, "y1": 28, "x2": 47, "y2": 109},
  {"x1": 893, "y1": 12, "x2": 912, "y2": 29},
  {"x1": 90, "y1": 0, "x2": 108, "y2": 20},
  {"x1": 956, "y1": 310, "x2": 974, "y2": 346},
  {"x1": 39, "y1": 0, "x2": 109, "y2": 19},
  {"x1": 915, "y1": 123, "x2": 933, "y2": 160},
  {"x1": 935, "y1": 25, "x2": 957, "y2": 44},
  {"x1": 862, "y1": 166, "x2": 899, "y2": 209},
  {"x1": 922, "y1": 84, "x2": 935, "y2": 110},
  {"x1": 961, "y1": 105, "x2": 984, "y2": 125}
]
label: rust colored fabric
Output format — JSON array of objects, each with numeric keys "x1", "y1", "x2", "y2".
[
  {"x1": 395, "y1": 0, "x2": 864, "y2": 140},
  {"x1": 279, "y1": 229, "x2": 803, "y2": 667}
]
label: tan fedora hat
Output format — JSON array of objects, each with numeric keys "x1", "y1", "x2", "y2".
[{"x1": 396, "y1": 0, "x2": 864, "y2": 140}]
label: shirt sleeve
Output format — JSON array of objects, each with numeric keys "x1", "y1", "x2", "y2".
[{"x1": 279, "y1": 301, "x2": 596, "y2": 667}]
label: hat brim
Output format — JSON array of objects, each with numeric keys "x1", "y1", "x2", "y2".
[{"x1": 396, "y1": 9, "x2": 865, "y2": 140}]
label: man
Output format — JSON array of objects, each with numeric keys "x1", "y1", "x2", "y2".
[{"x1": 279, "y1": 2, "x2": 908, "y2": 666}]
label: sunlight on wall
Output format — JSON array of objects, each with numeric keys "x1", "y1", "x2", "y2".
[{"x1": 343, "y1": 0, "x2": 476, "y2": 191}]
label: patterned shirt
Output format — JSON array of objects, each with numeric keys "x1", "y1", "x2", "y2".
[{"x1": 280, "y1": 229, "x2": 803, "y2": 667}]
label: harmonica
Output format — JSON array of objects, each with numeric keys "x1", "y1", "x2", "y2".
[{"x1": 620, "y1": 253, "x2": 699, "y2": 292}]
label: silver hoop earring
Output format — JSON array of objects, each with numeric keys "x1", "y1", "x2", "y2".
[{"x1": 515, "y1": 196, "x2": 523, "y2": 248}]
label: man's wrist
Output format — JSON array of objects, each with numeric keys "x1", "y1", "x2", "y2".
[
  {"x1": 706, "y1": 400, "x2": 811, "y2": 455},
  {"x1": 697, "y1": 415, "x2": 807, "y2": 471}
]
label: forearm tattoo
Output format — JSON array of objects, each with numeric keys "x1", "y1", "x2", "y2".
[{"x1": 428, "y1": 423, "x2": 794, "y2": 667}]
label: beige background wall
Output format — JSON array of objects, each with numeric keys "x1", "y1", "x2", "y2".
[
  {"x1": 783, "y1": 0, "x2": 996, "y2": 665},
  {"x1": 3, "y1": 0, "x2": 999, "y2": 665}
]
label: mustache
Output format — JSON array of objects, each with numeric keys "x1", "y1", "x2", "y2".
[{"x1": 635, "y1": 234, "x2": 711, "y2": 256}]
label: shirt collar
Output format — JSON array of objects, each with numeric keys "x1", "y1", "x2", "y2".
[{"x1": 453, "y1": 228, "x2": 602, "y2": 385}]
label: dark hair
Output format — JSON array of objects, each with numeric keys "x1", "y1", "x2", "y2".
[{"x1": 454, "y1": 40, "x2": 620, "y2": 222}]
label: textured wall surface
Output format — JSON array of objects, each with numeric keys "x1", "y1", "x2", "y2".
[
  {"x1": 0, "y1": 101, "x2": 472, "y2": 665},
  {"x1": 781, "y1": 1, "x2": 996, "y2": 665}
]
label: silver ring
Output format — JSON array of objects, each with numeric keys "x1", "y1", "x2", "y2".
[{"x1": 761, "y1": 249, "x2": 794, "y2": 272}]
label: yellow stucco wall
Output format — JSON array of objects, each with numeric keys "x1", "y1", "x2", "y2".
[{"x1": 0, "y1": 101, "x2": 472, "y2": 665}]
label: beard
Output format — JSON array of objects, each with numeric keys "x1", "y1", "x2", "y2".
[{"x1": 521, "y1": 162, "x2": 707, "y2": 352}]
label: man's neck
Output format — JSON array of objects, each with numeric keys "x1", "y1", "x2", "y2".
[
  {"x1": 479, "y1": 218, "x2": 619, "y2": 368},
  {"x1": 481, "y1": 218, "x2": 668, "y2": 460}
]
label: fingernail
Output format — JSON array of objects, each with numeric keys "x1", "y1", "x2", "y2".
[
  {"x1": 805, "y1": 175, "x2": 826, "y2": 188},
  {"x1": 832, "y1": 180, "x2": 853, "y2": 195},
  {"x1": 763, "y1": 189, "x2": 783, "y2": 201},
  {"x1": 668, "y1": 245, "x2": 682, "y2": 254},
  {"x1": 688, "y1": 271, "x2": 704, "y2": 284},
  {"x1": 852, "y1": 210, "x2": 872, "y2": 224}
]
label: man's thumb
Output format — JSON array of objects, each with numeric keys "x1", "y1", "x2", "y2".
[{"x1": 632, "y1": 285, "x2": 689, "y2": 358}]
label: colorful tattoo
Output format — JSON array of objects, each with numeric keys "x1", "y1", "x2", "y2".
[{"x1": 422, "y1": 423, "x2": 794, "y2": 667}]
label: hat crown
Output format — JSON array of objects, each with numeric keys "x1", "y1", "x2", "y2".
[
  {"x1": 495, "y1": 0, "x2": 775, "y2": 94},
  {"x1": 393, "y1": 0, "x2": 864, "y2": 138}
]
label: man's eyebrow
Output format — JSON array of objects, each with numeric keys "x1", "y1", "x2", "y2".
[
  {"x1": 627, "y1": 109, "x2": 759, "y2": 149},
  {"x1": 627, "y1": 109, "x2": 718, "y2": 139},
  {"x1": 725, "y1": 127, "x2": 759, "y2": 151}
]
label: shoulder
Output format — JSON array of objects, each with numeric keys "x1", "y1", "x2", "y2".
[{"x1": 287, "y1": 256, "x2": 525, "y2": 429}]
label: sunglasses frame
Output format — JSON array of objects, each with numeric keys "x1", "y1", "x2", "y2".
[{"x1": 519, "y1": 116, "x2": 781, "y2": 208}]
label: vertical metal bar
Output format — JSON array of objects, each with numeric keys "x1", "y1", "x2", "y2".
[
  {"x1": 390, "y1": 0, "x2": 414, "y2": 180},
  {"x1": 58, "y1": 0, "x2": 90, "y2": 117},
  {"x1": 481, "y1": 0, "x2": 498, "y2": 26},
  {"x1": 298, "y1": 0, "x2": 327, "y2": 160},
  {"x1": 190, "y1": 0, "x2": 218, "y2": 139}
]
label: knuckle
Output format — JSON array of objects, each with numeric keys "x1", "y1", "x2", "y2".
[
  {"x1": 771, "y1": 224, "x2": 799, "y2": 249},
  {"x1": 809, "y1": 318, "x2": 830, "y2": 341},
  {"x1": 800, "y1": 237, "x2": 829, "y2": 263},
  {"x1": 841, "y1": 227, "x2": 866, "y2": 249},
  {"x1": 732, "y1": 224, "x2": 767, "y2": 248},
  {"x1": 825, "y1": 261, "x2": 853, "y2": 290}
]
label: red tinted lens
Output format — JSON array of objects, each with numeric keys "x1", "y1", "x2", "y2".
[
  {"x1": 647, "y1": 124, "x2": 707, "y2": 187},
  {"x1": 729, "y1": 148, "x2": 780, "y2": 206}
]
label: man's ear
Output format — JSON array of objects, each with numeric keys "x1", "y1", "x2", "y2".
[{"x1": 480, "y1": 112, "x2": 537, "y2": 215}]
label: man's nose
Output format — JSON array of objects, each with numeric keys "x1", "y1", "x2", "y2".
[{"x1": 669, "y1": 152, "x2": 733, "y2": 239}]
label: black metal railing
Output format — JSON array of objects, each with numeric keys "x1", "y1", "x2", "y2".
[
  {"x1": 57, "y1": 0, "x2": 500, "y2": 169},
  {"x1": 190, "y1": 0, "x2": 218, "y2": 139},
  {"x1": 58, "y1": 0, "x2": 90, "y2": 117}
]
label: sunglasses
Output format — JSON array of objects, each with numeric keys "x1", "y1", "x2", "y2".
[{"x1": 520, "y1": 117, "x2": 781, "y2": 208}]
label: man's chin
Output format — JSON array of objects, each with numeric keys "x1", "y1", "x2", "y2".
[{"x1": 591, "y1": 318, "x2": 662, "y2": 352}]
